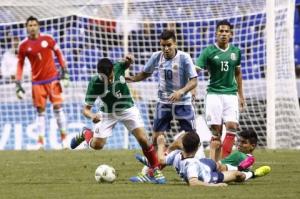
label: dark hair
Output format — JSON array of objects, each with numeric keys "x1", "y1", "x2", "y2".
[
  {"x1": 160, "y1": 29, "x2": 176, "y2": 41},
  {"x1": 238, "y1": 129, "x2": 258, "y2": 145},
  {"x1": 26, "y1": 16, "x2": 39, "y2": 26},
  {"x1": 216, "y1": 20, "x2": 233, "y2": 30},
  {"x1": 182, "y1": 132, "x2": 200, "y2": 153},
  {"x1": 97, "y1": 58, "x2": 113, "y2": 77}
]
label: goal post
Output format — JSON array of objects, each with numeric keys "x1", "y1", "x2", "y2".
[
  {"x1": 0, "y1": 0, "x2": 299, "y2": 150},
  {"x1": 267, "y1": 0, "x2": 300, "y2": 148}
]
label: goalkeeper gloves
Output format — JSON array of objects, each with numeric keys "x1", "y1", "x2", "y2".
[
  {"x1": 60, "y1": 67, "x2": 70, "y2": 87},
  {"x1": 15, "y1": 80, "x2": 25, "y2": 99}
]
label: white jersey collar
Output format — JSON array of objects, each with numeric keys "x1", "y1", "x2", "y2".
[{"x1": 214, "y1": 43, "x2": 230, "y2": 52}]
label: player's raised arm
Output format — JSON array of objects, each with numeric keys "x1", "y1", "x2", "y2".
[{"x1": 125, "y1": 71, "x2": 151, "y2": 82}]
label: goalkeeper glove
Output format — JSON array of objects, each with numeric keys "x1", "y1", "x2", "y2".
[
  {"x1": 15, "y1": 80, "x2": 25, "y2": 99},
  {"x1": 60, "y1": 67, "x2": 70, "y2": 87}
]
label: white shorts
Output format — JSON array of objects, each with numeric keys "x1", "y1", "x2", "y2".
[
  {"x1": 93, "y1": 106, "x2": 144, "y2": 138},
  {"x1": 204, "y1": 94, "x2": 239, "y2": 125}
]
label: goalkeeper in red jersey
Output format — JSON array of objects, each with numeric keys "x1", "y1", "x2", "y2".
[{"x1": 15, "y1": 16, "x2": 69, "y2": 149}]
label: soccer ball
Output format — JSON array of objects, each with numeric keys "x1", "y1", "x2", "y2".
[{"x1": 95, "y1": 164, "x2": 116, "y2": 183}]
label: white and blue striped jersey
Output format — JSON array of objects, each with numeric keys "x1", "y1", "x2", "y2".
[
  {"x1": 165, "y1": 150, "x2": 213, "y2": 183},
  {"x1": 143, "y1": 50, "x2": 197, "y2": 104}
]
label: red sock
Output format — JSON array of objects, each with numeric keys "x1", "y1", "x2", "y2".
[
  {"x1": 60, "y1": 132, "x2": 66, "y2": 140},
  {"x1": 221, "y1": 132, "x2": 236, "y2": 158},
  {"x1": 84, "y1": 128, "x2": 93, "y2": 144},
  {"x1": 143, "y1": 145, "x2": 160, "y2": 169}
]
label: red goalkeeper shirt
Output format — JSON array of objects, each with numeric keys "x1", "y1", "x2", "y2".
[{"x1": 16, "y1": 34, "x2": 66, "y2": 84}]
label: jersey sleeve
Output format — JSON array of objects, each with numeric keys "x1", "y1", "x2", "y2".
[
  {"x1": 195, "y1": 48, "x2": 208, "y2": 70},
  {"x1": 16, "y1": 43, "x2": 26, "y2": 81},
  {"x1": 165, "y1": 150, "x2": 181, "y2": 165},
  {"x1": 220, "y1": 151, "x2": 246, "y2": 166},
  {"x1": 85, "y1": 78, "x2": 101, "y2": 105},
  {"x1": 183, "y1": 53, "x2": 198, "y2": 79},
  {"x1": 48, "y1": 35, "x2": 66, "y2": 67},
  {"x1": 143, "y1": 51, "x2": 161, "y2": 73}
]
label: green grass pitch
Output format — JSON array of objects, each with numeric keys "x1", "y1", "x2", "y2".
[{"x1": 0, "y1": 149, "x2": 299, "y2": 199}]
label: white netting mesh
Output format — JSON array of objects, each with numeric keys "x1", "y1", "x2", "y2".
[{"x1": 0, "y1": 0, "x2": 298, "y2": 149}]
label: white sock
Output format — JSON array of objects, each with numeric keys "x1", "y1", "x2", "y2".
[
  {"x1": 242, "y1": 171, "x2": 254, "y2": 181},
  {"x1": 53, "y1": 108, "x2": 67, "y2": 133},
  {"x1": 37, "y1": 112, "x2": 46, "y2": 140}
]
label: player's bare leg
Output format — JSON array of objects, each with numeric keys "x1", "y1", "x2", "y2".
[
  {"x1": 132, "y1": 128, "x2": 166, "y2": 184},
  {"x1": 222, "y1": 170, "x2": 246, "y2": 183},
  {"x1": 89, "y1": 137, "x2": 106, "y2": 150},
  {"x1": 209, "y1": 125, "x2": 222, "y2": 162}
]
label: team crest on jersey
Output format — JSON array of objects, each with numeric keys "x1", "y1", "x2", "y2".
[
  {"x1": 172, "y1": 64, "x2": 178, "y2": 70},
  {"x1": 41, "y1": 40, "x2": 48, "y2": 48},
  {"x1": 27, "y1": 47, "x2": 32, "y2": 52},
  {"x1": 119, "y1": 75, "x2": 126, "y2": 84},
  {"x1": 231, "y1": 53, "x2": 237, "y2": 61}
]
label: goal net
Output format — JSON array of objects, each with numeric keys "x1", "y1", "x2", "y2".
[{"x1": 0, "y1": 0, "x2": 298, "y2": 149}]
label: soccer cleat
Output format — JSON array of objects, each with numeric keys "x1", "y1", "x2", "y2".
[
  {"x1": 135, "y1": 153, "x2": 150, "y2": 167},
  {"x1": 153, "y1": 169, "x2": 166, "y2": 184},
  {"x1": 70, "y1": 127, "x2": 90, "y2": 149},
  {"x1": 254, "y1": 166, "x2": 271, "y2": 177},
  {"x1": 129, "y1": 173, "x2": 157, "y2": 183}
]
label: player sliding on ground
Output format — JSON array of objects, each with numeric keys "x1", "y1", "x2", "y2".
[
  {"x1": 134, "y1": 129, "x2": 270, "y2": 183},
  {"x1": 70, "y1": 55, "x2": 165, "y2": 184},
  {"x1": 214, "y1": 129, "x2": 270, "y2": 177}
]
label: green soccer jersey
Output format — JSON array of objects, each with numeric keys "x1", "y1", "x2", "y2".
[
  {"x1": 85, "y1": 62, "x2": 134, "y2": 113},
  {"x1": 220, "y1": 150, "x2": 248, "y2": 167},
  {"x1": 196, "y1": 44, "x2": 241, "y2": 94}
]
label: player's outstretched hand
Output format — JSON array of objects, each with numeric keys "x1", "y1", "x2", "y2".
[
  {"x1": 15, "y1": 80, "x2": 25, "y2": 100},
  {"x1": 168, "y1": 90, "x2": 184, "y2": 103},
  {"x1": 124, "y1": 54, "x2": 134, "y2": 64}
]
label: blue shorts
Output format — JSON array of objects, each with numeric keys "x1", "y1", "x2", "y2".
[
  {"x1": 153, "y1": 102, "x2": 195, "y2": 132},
  {"x1": 200, "y1": 158, "x2": 224, "y2": 183}
]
